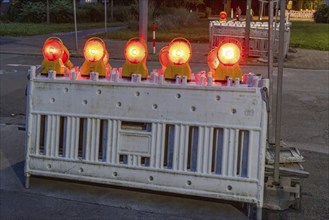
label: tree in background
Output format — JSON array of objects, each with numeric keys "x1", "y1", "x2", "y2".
[
  {"x1": 224, "y1": 0, "x2": 232, "y2": 15},
  {"x1": 294, "y1": 0, "x2": 324, "y2": 10}
]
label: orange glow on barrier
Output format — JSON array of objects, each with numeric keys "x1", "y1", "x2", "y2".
[
  {"x1": 207, "y1": 48, "x2": 219, "y2": 70},
  {"x1": 217, "y1": 42, "x2": 241, "y2": 65},
  {"x1": 43, "y1": 39, "x2": 63, "y2": 61},
  {"x1": 159, "y1": 46, "x2": 169, "y2": 68},
  {"x1": 103, "y1": 51, "x2": 109, "y2": 63},
  {"x1": 125, "y1": 39, "x2": 146, "y2": 64},
  {"x1": 84, "y1": 39, "x2": 105, "y2": 62},
  {"x1": 168, "y1": 38, "x2": 191, "y2": 65}
]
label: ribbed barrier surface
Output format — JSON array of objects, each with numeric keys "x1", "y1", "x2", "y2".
[{"x1": 25, "y1": 68, "x2": 268, "y2": 217}]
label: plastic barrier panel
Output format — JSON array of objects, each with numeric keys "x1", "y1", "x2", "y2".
[
  {"x1": 209, "y1": 21, "x2": 291, "y2": 58},
  {"x1": 25, "y1": 67, "x2": 268, "y2": 216}
]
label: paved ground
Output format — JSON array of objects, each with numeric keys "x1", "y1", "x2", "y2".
[{"x1": 0, "y1": 27, "x2": 328, "y2": 219}]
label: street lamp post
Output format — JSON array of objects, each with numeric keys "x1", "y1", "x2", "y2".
[
  {"x1": 73, "y1": 0, "x2": 78, "y2": 54},
  {"x1": 139, "y1": 0, "x2": 148, "y2": 43},
  {"x1": 105, "y1": 0, "x2": 107, "y2": 33}
]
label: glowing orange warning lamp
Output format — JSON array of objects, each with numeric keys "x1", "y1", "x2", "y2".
[
  {"x1": 159, "y1": 46, "x2": 169, "y2": 72},
  {"x1": 41, "y1": 37, "x2": 73, "y2": 75},
  {"x1": 219, "y1": 11, "x2": 227, "y2": 21},
  {"x1": 212, "y1": 38, "x2": 243, "y2": 81},
  {"x1": 80, "y1": 37, "x2": 111, "y2": 77},
  {"x1": 165, "y1": 37, "x2": 192, "y2": 80},
  {"x1": 122, "y1": 37, "x2": 148, "y2": 79}
]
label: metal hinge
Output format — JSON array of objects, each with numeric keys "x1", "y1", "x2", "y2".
[{"x1": 261, "y1": 87, "x2": 270, "y2": 112}]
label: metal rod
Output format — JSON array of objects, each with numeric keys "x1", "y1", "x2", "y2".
[
  {"x1": 73, "y1": 0, "x2": 78, "y2": 54},
  {"x1": 245, "y1": 0, "x2": 251, "y2": 57},
  {"x1": 139, "y1": 0, "x2": 148, "y2": 42},
  {"x1": 105, "y1": 0, "x2": 107, "y2": 33},
  {"x1": 47, "y1": 0, "x2": 50, "y2": 24},
  {"x1": 274, "y1": 0, "x2": 286, "y2": 185},
  {"x1": 259, "y1": 0, "x2": 264, "y2": 20},
  {"x1": 111, "y1": 0, "x2": 113, "y2": 20},
  {"x1": 275, "y1": 0, "x2": 279, "y2": 24},
  {"x1": 268, "y1": 0, "x2": 275, "y2": 144}
]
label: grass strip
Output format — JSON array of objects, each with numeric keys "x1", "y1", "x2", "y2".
[{"x1": 0, "y1": 22, "x2": 124, "y2": 36}]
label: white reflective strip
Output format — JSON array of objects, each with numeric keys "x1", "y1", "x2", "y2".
[
  {"x1": 107, "y1": 120, "x2": 119, "y2": 164},
  {"x1": 250, "y1": 131, "x2": 260, "y2": 179},
  {"x1": 105, "y1": 120, "x2": 112, "y2": 163},
  {"x1": 205, "y1": 127, "x2": 214, "y2": 174},
  {"x1": 237, "y1": 130, "x2": 244, "y2": 176},
  {"x1": 35, "y1": 114, "x2": 41, "y2": 155},
  {"x1": 247, "y1": 131, "x2": 254, "y2": 178},
  {"x1": 133, "y1": 155, "x2": 139, "y2": 166},
  {"x1": 45, "y1": 116, "x2": 51, "y2": 156},
  {"x1": 172, "y1": 124, "x2": 179, "y2": 170},
  {"x1": 84, "y1": 118, "x2": 100, "y2": 161},
  {"x1": 44, "y1": 115, "x2": 59, "y2": 157},
  {"x1": 151, "y1": 123, "x2": 165, "y2": 169},
  {"x1": 52, "y1": 115, "x2": 60, "y2": 157},
  {"x1": 233, "y1": 129, "x2": 239, "y2": 177},
  {"x1": 92, "y1": 119, "x2": 100, "y2": 161},
  {"x1": 221, "y1": 128, "x2": 229, "y2": 176},
  {"x1": 196, "y1": 127, "x2": 212, "y2": 174},
  {"x1": 196, "y1": 127, "x2": 203, "y2": 173},
  {"x1": 227, "y1": 129, "x2": 237, "y2": 176},
  {"x1": 65, "y1": 117, "x2": 79, "y2": 159},
  {"x1": 127, "y1": 155, "x2": 132, "y2": 166},
  {"x1": 177, "y1": 125, "x2": 188, "y2": 171},
  {"x1": 159, "y1": 124, "x2": 166, "y2": 169}
]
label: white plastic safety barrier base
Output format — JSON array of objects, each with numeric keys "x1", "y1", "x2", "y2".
[{"x1": 25, "y1": 68, "x2": 268, "y2": 218}]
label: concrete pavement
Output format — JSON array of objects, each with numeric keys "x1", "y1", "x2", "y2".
[{"x1": 0, "y1": 27, "x2": 328, "y2": 219}]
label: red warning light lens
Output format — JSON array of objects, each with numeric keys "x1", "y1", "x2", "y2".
[
  {"x1": 219, "y1": 11, "x2": 227, "y2": 20},
  {"x1": 217, "y1": 42, "x2": 241, "y2": 65},
  {"x1": 125, "y1": 40, "x2": 146, "y2": 64},
  {"x1": 168, "y1": 38, "x2": 191, "y2": 65},
  {"x1": 62, "y1": 51, "x2": 69, "y2": 63},
  {"x1": 207, "y1": 48, "x2": 219, "y2": 70},
  {"x1": 43, "y1": 40, "x2": 63, "y2": 61},
  {"x1": 159, "y1": 46, "x2": 169, "y2": 67},
  {"x1": 84, "y1": 39, "x2": 105, "y2": 62}
]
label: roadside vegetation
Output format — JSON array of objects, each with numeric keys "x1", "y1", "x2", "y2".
[
  {"x1": 290, "y1": 21, "x2": 329, "y2": 51},
  {"x1": 0, "y1": 22, "x2": 123, "y2": 36}
]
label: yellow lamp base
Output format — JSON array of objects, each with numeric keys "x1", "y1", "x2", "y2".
[
  {"x1": 122, "y1": 61, "x2": 148, "y2": 79},
  {"x1": 41, "y1": 59, "x2": 65, "y2": 75},
  {"x1": 80, "y1": 61, "x2": 108, "y2": 77},
  {"x1": 164, "y1": 63, "x2": 191, "y2": 80},
  {"x1": 214, "y1": 63, "x2": 242, "y2": 81}
]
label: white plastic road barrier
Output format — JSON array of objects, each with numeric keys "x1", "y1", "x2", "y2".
[
  {"x1": 25, "y1": 67, "x2": 269, "y2": 218},
  {"x1": 209, "y1": 21, "x2": 291, "y2": 58}
]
